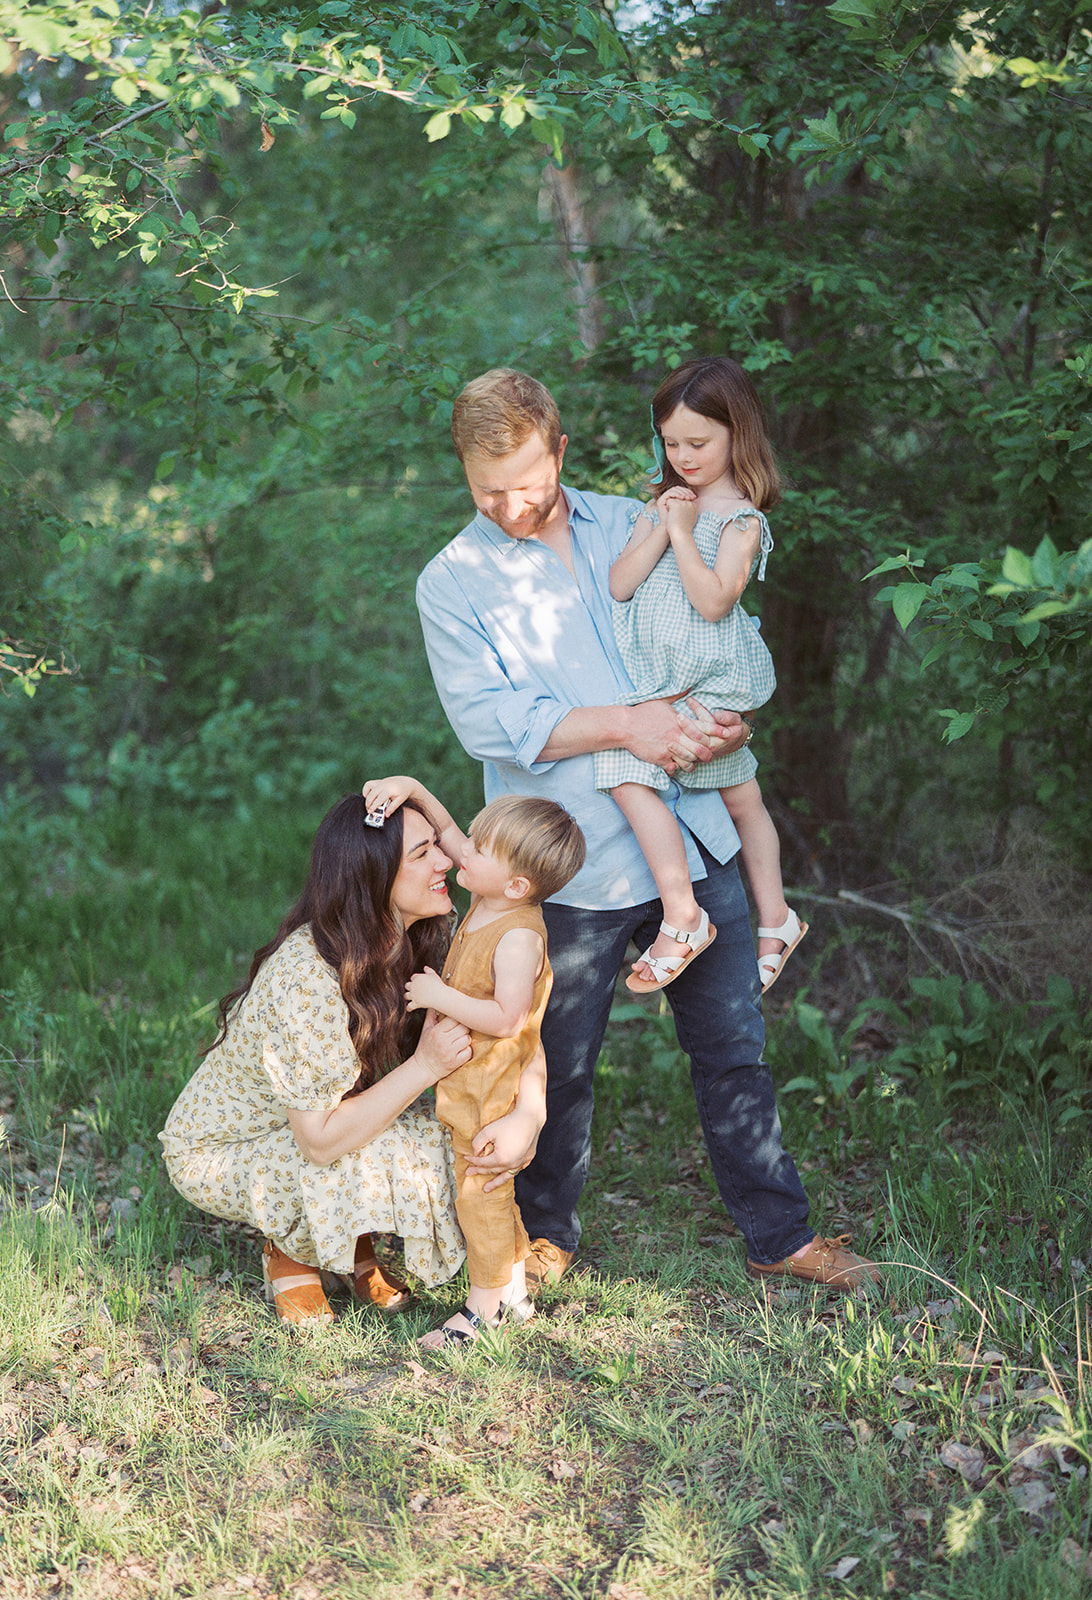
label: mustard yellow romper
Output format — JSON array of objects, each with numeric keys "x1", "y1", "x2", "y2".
[{"x1": 435, "y1": 901, "x2": 552, "y2": 1289}]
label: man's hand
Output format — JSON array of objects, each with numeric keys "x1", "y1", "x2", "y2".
[
  {"x1": 464, "y1": 1109, "x2": 541, "y2": 1193},
  {"x1": 624, "y1": 697, "x2": 713, "y2": 774},
  {"x1": 667, "y1": 698, "x2": 751, "y2": 769}
]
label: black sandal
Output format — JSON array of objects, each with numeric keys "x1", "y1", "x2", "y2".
[
  {"x1": 421, "y1": 1295, "x2": 533, "y2": 1348},
  {"x1": 424, "y1": 1303, "x2": 498, "y2": 1346}
]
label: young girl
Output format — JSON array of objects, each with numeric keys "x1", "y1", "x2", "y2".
[{"x1": 593, "y1": 355, "x2": 807, "y2": 995}]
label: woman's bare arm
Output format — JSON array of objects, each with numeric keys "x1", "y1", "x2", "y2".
[{"x1": 287, "y1": 1011, "x2": 471, "y2": 1166}]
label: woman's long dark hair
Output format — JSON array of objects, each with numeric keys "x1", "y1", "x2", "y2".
[{"x1": 203, "y1": 796, "x2": 452, "y2": 1093}]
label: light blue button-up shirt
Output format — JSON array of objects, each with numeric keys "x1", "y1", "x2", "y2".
[{"x1": 416, "y1": 484, "x2": 742, "y2": 911}]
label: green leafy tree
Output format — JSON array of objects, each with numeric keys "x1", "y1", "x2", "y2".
[
  {"x1": 4, "y1": 0, "x2": 1091, "y2": 878},
  {"x1": 543, "y1": 0, "x2": 1092, "y2": 862}
]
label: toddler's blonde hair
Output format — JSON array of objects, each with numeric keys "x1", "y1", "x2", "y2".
[{"x1": 469, "y1": 795, "x2": 585, "y2": 905}]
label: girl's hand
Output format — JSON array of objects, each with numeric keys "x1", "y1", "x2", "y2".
[
  {"x1": 661, "y1": 494, "x2": 700, "y2": 540},
  {"x1": 405, "y1": 967, "x2": 448, "y2": 1014},
  {"x1": 655, "y1": 485, "x2": 697, "y2": 508},
  {"x1": 362, "y1": 775, "x2": 417, "y2": 819},
  {"x1": 413, "y1": 1009, "x2": 471, "y2": 1083}
]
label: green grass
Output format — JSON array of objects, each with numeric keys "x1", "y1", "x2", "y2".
[{"x1": 1, "y1": 796, "x2": 1089, "y2": 1598}]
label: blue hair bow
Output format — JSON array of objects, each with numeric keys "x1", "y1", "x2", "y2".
[{"x1": 648, "y1": 405, "x2": 666, "y2": 485}]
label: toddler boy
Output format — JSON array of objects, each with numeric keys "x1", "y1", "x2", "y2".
[{"x1": 362, "y1": 775, "x2": 585, "y2": 1345}]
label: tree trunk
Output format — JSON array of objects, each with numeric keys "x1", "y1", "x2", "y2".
[{"x1": 543, "y1": 159, "x2": 604, "y2": 354}]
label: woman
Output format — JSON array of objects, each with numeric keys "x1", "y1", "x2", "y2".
[{"x1": 161, "y1": 794, "x2": 534, "y2": 1324}]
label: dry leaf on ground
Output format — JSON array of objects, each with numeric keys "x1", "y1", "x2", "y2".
[
  {"x1": 940, "y1": 1440, "x2": 986, "y2": 1481},
  {"x1": 1061, "y1": 1539, "x2": 1092, "y2": 1578},
  {"x1": 1011, "y1": 1478, "x2": 1056, "y2": 1515}
]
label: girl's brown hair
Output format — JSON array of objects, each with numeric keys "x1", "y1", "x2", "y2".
[
  {"x1": 651, "y1": 356, "x2": 782, "y2": 511},
  {"x1": 203, "y1": 796, "x2": 451, "y2": 1093}
]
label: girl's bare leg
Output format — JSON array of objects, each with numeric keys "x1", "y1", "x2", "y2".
[
  {"x1": 720, "y1": 779, "x2": 790, "y2": 964},
  {"x1": 611, "y1": 782, "x2": 704, "y2": 981}
]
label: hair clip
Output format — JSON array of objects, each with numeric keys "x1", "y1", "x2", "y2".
[
  {"x1": 364, "y1": 799, "x2": 388, "y2": 828},
  {"x1": 648, "y1": 404, "x2": 666, "y2": 485}
]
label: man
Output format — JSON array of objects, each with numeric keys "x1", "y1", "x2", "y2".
[{"x1": 416, "y1": 368, "x2": 879, "y2": 1294}]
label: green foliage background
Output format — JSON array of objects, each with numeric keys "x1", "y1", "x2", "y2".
[
  {"x1": 0, "y1": 14, "x2": 1090, "y2": 1592},
  {"x1": 2, "y1": 0, "x2": 1090, "y2": 1074}
]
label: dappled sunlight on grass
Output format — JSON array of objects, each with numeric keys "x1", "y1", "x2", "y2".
[{"x1": 0, "y1": 798, "x2": 1089, "y2": 1596}]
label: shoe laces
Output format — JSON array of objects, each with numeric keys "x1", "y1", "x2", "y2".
[{"x1": 812, "y1": 1234, "x2": 854, "y2": 1259}]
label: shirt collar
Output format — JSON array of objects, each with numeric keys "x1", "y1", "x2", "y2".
[{"x1": 469, "y1": 485, "x2": 593, "y2": 551}]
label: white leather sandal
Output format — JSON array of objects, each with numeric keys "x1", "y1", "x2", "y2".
[
  {"x1": 625, "y1": 908, "x2": 717, "y2": 994},
  {"x1": 757, "y1": 908, "x2": 809, "y2": 993}
]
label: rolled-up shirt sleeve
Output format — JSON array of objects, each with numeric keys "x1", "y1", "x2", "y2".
[
  {"x1": 414, "y1": 489, "x2": 740, "y2": 909},
  {"x1": 417, "y1": 562, "x2": 574, "y2": 772}
]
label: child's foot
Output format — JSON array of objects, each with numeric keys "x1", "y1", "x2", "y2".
[
  {"x1": 757, "y1": 908, "x2": 808, "y2": 993},
  {"x1": 418, "y1": 1302, "x2": 496, "y2": 1348},
  {"x1": 634, "y1": 925, "x2": 697, "y2": 982},
  {"x1": 626, "y1": 909, "x2": 716, "y2": 993},
  {"x1": 500, "y1": 1292, "x2": 535, "y2": 1325},
  {"x1": 418, "y1": 1274, "x2": 535, "y2": 1348}
]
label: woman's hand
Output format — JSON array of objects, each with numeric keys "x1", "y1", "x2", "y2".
[
  {"x1": 405, "y1": 967, "x2": 449, "y2": 1014},
  {"x1": 287, "y1": 1010, "x2": 471, "y2": 1167},
  {"x1": 463, "y1": 1044, "x2": 546, "y2": 1192},
  {"x1": 413, "y1": 1009, "x2": 472, "y2": 1083}
]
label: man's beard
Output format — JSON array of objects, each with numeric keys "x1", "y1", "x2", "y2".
[{"x1": 487, "y1": 478, "x2": 562, "y2": 540}]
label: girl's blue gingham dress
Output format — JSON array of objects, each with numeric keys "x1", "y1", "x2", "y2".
[{"x1": 594, "y1": 507, "x2": 776, "y2": 794}]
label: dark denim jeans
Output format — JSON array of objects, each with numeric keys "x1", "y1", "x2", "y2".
[{"x1": 515, "y1": 848, "x2": 814, "y2": 1266}]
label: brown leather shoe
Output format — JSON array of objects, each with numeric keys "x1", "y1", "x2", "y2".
[
  {"x1": 346, "y1": 1232, "x2": 412, "y2": 1313},
  {"x1": 262, "y1": 1241, "x2": 335, "y2": 1325},
  {"x1": 525, "y1": 1238, "x2": 575, "y2": 1290},
  {"x1": 747, "y1": 1234, "x2": 882, "y2": 1293}
]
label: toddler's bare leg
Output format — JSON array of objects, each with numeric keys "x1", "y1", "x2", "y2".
[
  {"x1": 503, "y1": 1258, "x2": 528, "y2": 1309},
  {"x1": 611, "y1": 781, "x2": 703, "y2": 982},
  {"x1": 720, "y1": 778, "x2": 790, "y2": 964},
  {"x1": 417, "y1": 1281, "x2": 506, "y2": 1349}
]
